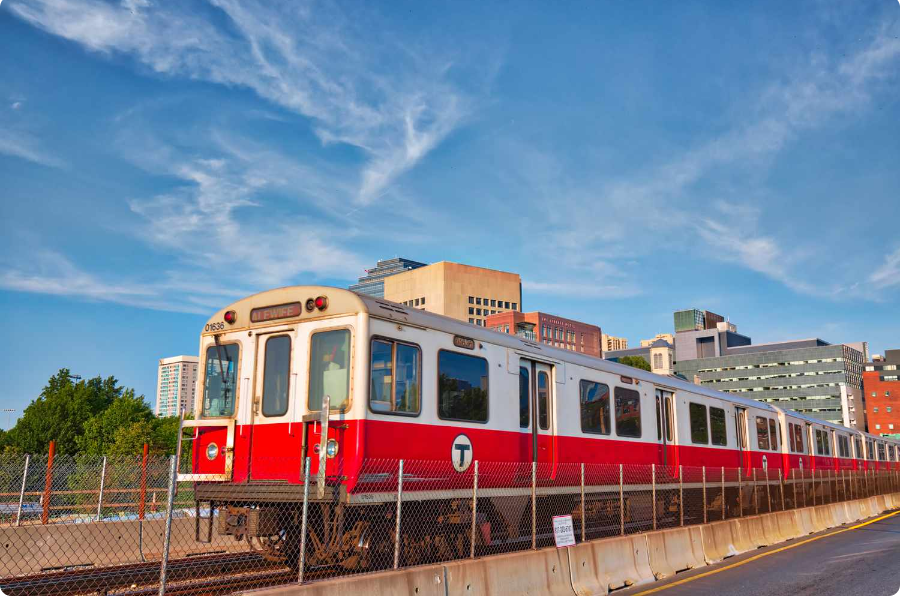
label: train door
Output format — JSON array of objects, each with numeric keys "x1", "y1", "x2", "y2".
[
  {"x1": 805, "y1": 423, "x2": 814, "y2": 470},
  {"x1": 521, "y1": 359, "x2": 556, "y2": 475},
  {"x1": 655, "y1": 389, "x2": 675, "y2": 467},
  {"x1": 735, "y1": 407, "x2": 750, "y2": 471},
  {"x1": 248, "y1": 329, "x2": 296, "y2": 480}
]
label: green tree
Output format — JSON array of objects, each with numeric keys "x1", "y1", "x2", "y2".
[
  {"x1": 76, "y1": 390, "x2": 153, "y2": 455},
  {"x1": 617, "y1": 355, "x2": 652, "y2": 372},
  {"x1": 6, "y1": 369, "x2": 121, "y2": 454}
]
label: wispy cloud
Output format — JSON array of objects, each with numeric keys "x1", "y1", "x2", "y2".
[
  {"x1": 509, "y1": 28, "x2": 898, "y2": 300},
  {"x1": 868, "y1": 250, "x2": 900, "y2": 290},
  {"x1": 0, "y1": 128, "x2": 65, "y2": 168},
  {"x1": 9, "y1": 0, "x2": 485, "y2": 204}
]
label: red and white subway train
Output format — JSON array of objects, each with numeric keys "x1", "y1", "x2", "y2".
[{"x1": 180, "y1": 286, "x2": 898, "y2": 566}]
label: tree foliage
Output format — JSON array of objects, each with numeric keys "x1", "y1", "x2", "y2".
[
  {"x1": 617, "y1": 355, "x2": 652, "y2": 372},
  {"x1": 5, "y1": 368, "x2": 181, "y2": 456}
]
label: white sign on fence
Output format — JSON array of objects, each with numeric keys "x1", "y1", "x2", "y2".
[{"x1": 552, "y1": 514, "x2": 576, "y2": 548}]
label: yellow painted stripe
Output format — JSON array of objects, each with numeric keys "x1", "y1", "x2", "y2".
[{"x1": 633, "y1": 510, "x2": 900, "y2": 596}]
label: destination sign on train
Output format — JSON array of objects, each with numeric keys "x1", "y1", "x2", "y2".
[{"x1": 250, "y1": 302, "x2": 303, "y2": 323}]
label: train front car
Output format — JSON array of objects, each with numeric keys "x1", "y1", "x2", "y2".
[{"x1": 179, "y1": 287, "x2": 372, "y2": 567}]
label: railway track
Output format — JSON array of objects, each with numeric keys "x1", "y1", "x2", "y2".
[{"x1": 0, "y1": 552, "x2": 288, "y2": 596}]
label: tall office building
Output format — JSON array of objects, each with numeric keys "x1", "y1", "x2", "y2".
[
  {"x1": 674, "y1": 339, "x2": 866, "y2": 429},
  {"x1": 673, "y1": 308, "x2": 724, "y2": 333},
  {"x1": 383, "y1": 261, "x2": 522, "y2": 326},
  {"x1": 864, "y1": 349, "x2": 899, "y2": 437},
  {"x1": 349, "y1": 257, "x2": 427, "y2": 298},
  {"x1": 486, "y1": 311, "x2": 603, "y2": 357},
  {"x1": 601, "y1": 333, "x2": 628, "y2": 352},
  {"x1": 156, "y1": 356, "x2": 199, "y2": 417}
]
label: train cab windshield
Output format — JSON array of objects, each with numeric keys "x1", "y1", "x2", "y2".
[
  {"x1": 309, "y1": 329, "x2": 351, "y2": 411},
  {"x1": 203, "y1": 342, "x2": 239, "y2": 417}
]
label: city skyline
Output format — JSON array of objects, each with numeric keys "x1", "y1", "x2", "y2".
[{"x1": 1, "y1": 1, "x2": 898, "y2": 420}]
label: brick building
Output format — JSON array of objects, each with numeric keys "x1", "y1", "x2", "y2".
[
  {"x1": 864, "y1": 349, "x2": 900, "y2": 436},
  {"x1": 486, "y1": 311, "x2": 602, "y2": 358}
]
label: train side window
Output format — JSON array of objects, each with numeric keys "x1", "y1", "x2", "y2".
[
  {"x1": 438, "y1": 350, "x2": 488, "y2": 423},
  {"x1": 202, "y1": 342, "x2": 240, "y2": 417},
  {"x1": 710, "y1": 407, "x2": 727, "y2": 446},
  {"x1": 878, "y1": 443, "x2": 886, "y2": 461},
  {"x1": 537, "y1": 371, "x2": 550, "y2": 430},
  {"x1": 309, "y1": 329, "x2": 351, "y2": 411},
  {"x1": 689, "y1": 403, "x2": 708, "y2": 444},
  {"x1": 261, "y1": 335, "x2": 291, "y2": 417},
  {"x1": 614, "y1": 387, "x2": 641, "y2": 438},
  {"x1": 519, "y1": 367, "x2": 530, "y2": 429},
  {"x1": 815, "y1": 430, "x2": 824, "y2": 455},
  {"x1": 768, "y1": 419, "x2": 777, "y2": 451},
  {"x1": 756, "y1": 416, "x2": 770, "y2": 450},
  {"x1": 824, "y1": 432, "x2": 831, "y2": 456},
  {"x1": 788, "y1": 423, "x2": 796, "y2": 452},
  {"x1": 580, "y1": 380, "x2": 610, "y2": 435},
  {"x1": 369, "y1": 338, "x2": 421, "y2": 416}
]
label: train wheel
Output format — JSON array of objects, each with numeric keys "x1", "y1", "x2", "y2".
[{"x1": 248, "y1": 523, "x2": 300, "y2": 564}]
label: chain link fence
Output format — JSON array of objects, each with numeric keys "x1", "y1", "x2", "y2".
[{"x1": 1, "y1": 452, "x2": 898, "y2": 595}]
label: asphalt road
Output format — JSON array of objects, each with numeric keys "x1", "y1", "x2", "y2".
[{"x1": 622, "y1": 512, "x2": 900, "y2": 596}]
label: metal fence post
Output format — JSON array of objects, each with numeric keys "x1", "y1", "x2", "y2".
[
  {"x1": 139, "y1": 443, "x2": 149, "y2": 521},
  {"x1": 298, "y1": 457, "x2": 311, "y2": 584},
  {"x1": 619, "y1": 464, "x2": 624, "y2": 536},
  {"x1": 16, "y1": 454, "x2": 29, "y2": 527},
  {"x1": 779, "y1": 469, "x2": 784, "y2": 511},
  {"x1": 753, "y1": 469, "x2": 758, "y2": 515},
  {"x1": 841, "y1": 469, "x2": 846, "y2": 502},
  {"x1": 679, "y1": 465, "x2": 684, "y2": 527},
  {"x1": 580, "y1": 463, "x2": 585, "y2": 542},
  {"x1": 765, "y1": 468, "x2": 771, "y2": 513},
  {"x1": 96, "y1": 456, "x2": 107, "y2": 521},
  {"x1": 792, "y1": 469, "x2": 797, "y2": 509},
  {"x1": 158, "y1": 454, "x2": 177, "y2": 596},
  {"x1": 531, "y1": 461, "x2": 537, "y2": 550},
  {"x1": 41, "y1": 441, "x2": 55, "y2": 525},
  {"x1": 470, "y1": 461, "x2": 478, "y2": 559},
  {"x1": 702, "y1": 466, "x2": 706, "y2": 524},
  {"x1": 721, "y1": 467, "x2": 725, "y2": 521},
  {"x1": 738, "y1": 467, "x2": 743, "y2": 518},
  {"x1": 812, "y1": 469, "x2": 816, "y2": 506},
  {"x1": 393, "y1": 459, "x2": 404, "y2": 569},
  {"x1": 652, "y1": 464, "x2": 656, "y2": 531}
]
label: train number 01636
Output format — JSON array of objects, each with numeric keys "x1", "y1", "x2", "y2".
[{"x1": 204, "y1": 322, "x2": 226, "y2": 332}]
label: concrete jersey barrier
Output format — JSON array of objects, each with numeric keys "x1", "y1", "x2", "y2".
[
  {"x1": 645, "y1": 526, "x2": 706, "y2": 580},
  {"x1": 444, "y1": 545, "x2": 574, "y2": 596},
  {"x1": 568, "y1": 534, "x2": 654, "y2": 595}
]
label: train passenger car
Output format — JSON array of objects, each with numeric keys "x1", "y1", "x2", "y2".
[{"x1": 177, "y1": 286, "x2": 896, "y2": 567}]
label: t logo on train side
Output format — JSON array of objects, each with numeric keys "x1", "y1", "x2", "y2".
[{"x1": 452, "y1": 434, "x2": 473, "y2": 472}]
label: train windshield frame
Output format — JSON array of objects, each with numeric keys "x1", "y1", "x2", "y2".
[{"x1": 202, "y1": 342, "x2": 240, "y2": 418}]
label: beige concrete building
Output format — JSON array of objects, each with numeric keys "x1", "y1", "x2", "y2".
[
  {"x1": 156, "y1": 355, "x2": 199, "y2": 417},
  {"x1": 383, "y1": 261, "x2": 521, "y2": 326},
  {"x1": 640, "y1": 333, "x2": 675, "y2": 347},
  {"x1": 601, "y1": 333, "x2": 628, "y2": 352}
]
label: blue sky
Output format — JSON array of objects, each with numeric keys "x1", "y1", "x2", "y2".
[{"x1": 1, "y1": 0, "x2": 898, "y2": 425}]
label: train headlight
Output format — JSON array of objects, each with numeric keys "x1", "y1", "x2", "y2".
[
  {"x1": 206, "y1": 443, "x2": 219, "y2": 461},
  {"x1": 224, "y1": 310, "x2": 238, "y2": 324},
  {"x1": 326, "y1": 439, "x2": 339, "y2": 458}
]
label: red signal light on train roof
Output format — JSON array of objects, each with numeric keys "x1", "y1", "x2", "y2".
[
  {"x1": 224, "y1": 310, "x2": 238, "y2": 324},
  {"x1": 314, "y1": 296, "x2": 328, "y2": 310}
]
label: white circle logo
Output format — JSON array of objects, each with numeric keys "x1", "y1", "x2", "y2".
[
  {"x1": 762, "y1": 455, "x2": 768, "y2": 470},
  {"x1": 451, "y1": 434, "x2": 473, "y2": 472}
]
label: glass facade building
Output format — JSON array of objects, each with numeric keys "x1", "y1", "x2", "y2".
[
  {"x1": 156, "y1": 355, "x2": 199, "y2": 417},
  {"x1": 348, "y1": 257, "x2": 427, "y2": 298}
]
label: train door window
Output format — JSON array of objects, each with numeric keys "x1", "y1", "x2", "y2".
[
  {"x1": 665, "y1": 396, "x2": 673, "y2": 442},
  {"x1": 737, "y1": 409, "x2": 748, "y2": 449},
  {"x1": 788, "y1": 423, "x2": 796, "y2": 452},
  {"x1": 369, "y1": 338, "x2": 421, "y2": 415},
  {"x1": 854, "y1": 437, "x2": 862, "y2": 458},
  {"x1": 878, "y1": 443, "x2": 886, "y2": 461},
  {"x1": 537, "y1": 371, "x2": 550, "y2": 430},
  {"x1": 519, "y1": 367, "x2": 530, "y2": 428},
  {"x1": 867, "y1": 440, "x2": 874, "y2": 459},
  {"x1": 795, "y1": 425, "x2": 804, "y2": 454},
  {"x1": 309, "y1": 329, "x2": 351, "y2": 411},
  {"x1": 614, "y1": 387, "x2": 641, "y2": 438},
  {"x1": 710, "y1": 407, "x2": 727, "y2": 446},
  {"x1": 202, "y1": 342, "x2": 240, "y2": 417},
  {"x1": 261, "y1": 335, "x2": 291, "y2": 417},
  {"x1": 824, "y1": 432, "x2": 831, "y2": 456},
  {"x1": 768, "y1": 419, "x2": 777, "y2": 451},
  {"x1": 689, "y1": 403, "x2": 708, "y2": 444},
  {"x1": 580, "y1": 380, "x2": 610, "y2": 435},
  {"x1": 756, "y1": 417, "x2": 770, "y2": 450},
  {"x1": 438, "y1": 350, "x2": 488, "y2": 423},
  {"x1": 815, "y1": 430, "x2": 824, "y2": 455}
]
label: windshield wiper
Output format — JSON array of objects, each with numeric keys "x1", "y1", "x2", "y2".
[{"x1": 213, "y1": 333, "x2": 231, "y2": 410}]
